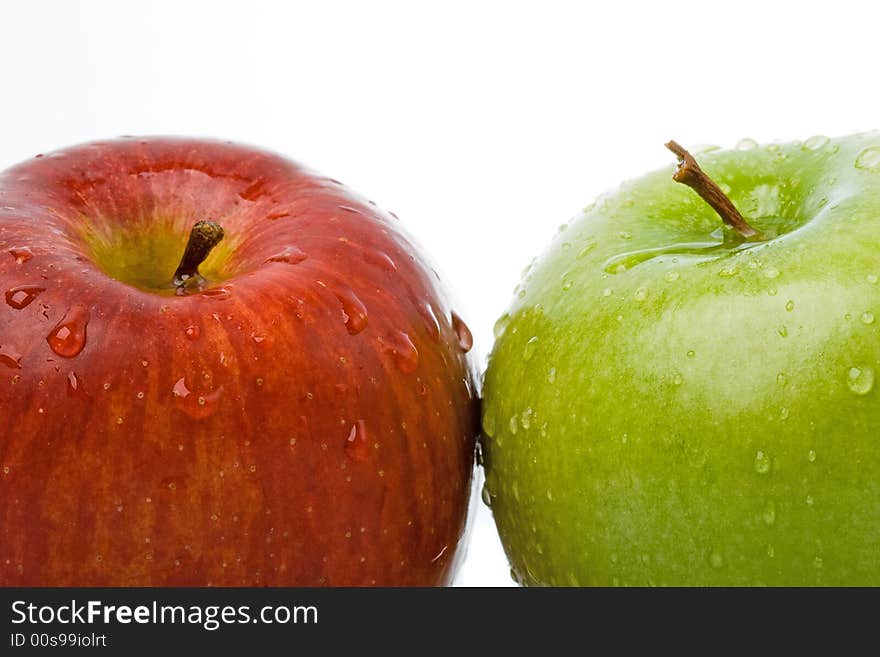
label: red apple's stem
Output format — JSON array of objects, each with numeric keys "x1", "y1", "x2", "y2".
[
  {"x1": 665, "y1": 141, "x2": 760, "y2": 240},
  {"x1": 172, "y1": 220, "x2": 225, "y2": 293}
]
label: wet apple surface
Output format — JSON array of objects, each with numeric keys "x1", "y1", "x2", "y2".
[{"x1": 0, "y1": 137, "x2": 478, "y2": 585}]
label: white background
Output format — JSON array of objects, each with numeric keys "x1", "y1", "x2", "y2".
[{"x1": 2, "y1": 0, "x2": 878, "y2": 586}]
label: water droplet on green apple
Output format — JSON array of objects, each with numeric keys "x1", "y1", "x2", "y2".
[
  {"x1": 508, "y1": 416, "x2": 518, "y2": 435},
  {"x1": 481, "y1": 483, "x2": 493, "y2": 507},
  {"x1": 779, "y1": 407, "x2": 790, "y2": 421},
  {"x1": 736, "y1": 138, "x2": 758, "y2": 151},
  {"x1": 861, "y1": 311, "x2": 874, "y2": 325},
  {"x1": 547, "y1": 367, "x2": 557, "y2": 384},
  {"x1": 576, "y1": 241, "x2": 597, "y2": 259},
  {"x1": 806, "y1": 495, "x2": 815, "y2": 506},
  {"x1": 5, "y1": 284, "x2": 44, "y2": 309},
  {"x1": 718, "y1": 265, "x2": 739, "y2": 278},
  {"x1": 522, "y1": 336, "x2": 538, "y2": 361},
  {"x1": 803, "y1": 135, "x2": 830, "y2": 151},
  {"x1": 846, "y1": 365, "x2": 875, "y2": 395},
  {"x1": 686, "y1": 350, "x2": 695, "y2": 358},
  {"x1": 562, "y1": 278, "x2": 573, "y2": 291},
  {"x1": 602, "y1": 288, "x2": 612, "y2": 297},
  {"x1": 777, "y1": 372, "x2": 788, "y2": 386},
  {"x1": 764, "y1": 267, "x2": 780, "y2": 279},
  {"x1": 867, "y1": 274, "x2": 878, "y2": 285},
  {"x1": 482, "y1": 408, "x2": 496, "y2": 437},
  {"x1": 492, "y1": 313, "x2": 510, "y2": 339},
  {"x1": 808, "y1": 449, "x2": 817, "y2": 462},
  {"x1": 633, "y1": 287, "x2": 648, "y2": 302},
  {"x1": 671, "y1": 371, "x2": 684, "y2": 386},
  {"x1": 47, "y1": 306, "x2": 89, "y2": 358},
  {"x1": 813, "y1": 556, "x2": 824, "y2": 569},
  {"x1": 767, "y1": 545, "x2": 775, "y2": 558},
  {"x1": 664, "y1": 271, "x2": 680, "y2": 282},
  {"x1": 855, "y1": 146, "x2": 880, "y2": 171},
  {"x1": 776, "y1": 325, "x2": 788, "y2": 338},
  {"x1": 754, "y1": 451, "x2": 771, "y2": 474},
  {"x1": 762, "y1": 502, "x2": 776, "y2": 525},
  {"x1": 520, "y1": 408, "x2": 533, "y2": 430},
  {"x1": 785, "y1": 300, "x2": 795, "y2": 312},
  {"x1": 512, "y1": 481, "x2": 520, "y2": 501}
]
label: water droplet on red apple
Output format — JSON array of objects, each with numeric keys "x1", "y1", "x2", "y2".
[
  {"x1": 364, "y1": 249, "x2": 397, "y2": 272},
  {"x1": 5, "y1": 284, "x2": 44, "y2": 309},
  {"x1": 172, "y1": 377, "x2": 224, "y2": 419},
  {"x1": 335, "y1": 287, "x2": 368, "y2": 335},
  {"x1": 337, "y1": 204, "x2": 362, "y2": 214},
  {"x1": 415, "y1": 301, "x2": 440, "y2": 342},
  {"x1": 451, "y1": 312, "x2": 473, "y2": 353},
  {"x1": 265, "y1": 246, "x2": 307, "y2": 265},
  {"x1": 185, "y1": 324, "x2": 201, "y2": 341},
  {"x1": 8, "y1": 246, "x2": 33, "y2": 264},
  {"x1": 66, "y1": 371, "x2": 89, "y2": 398},
  {"x1": 201, "y1": 286, "x2": 231, "y2": 300},
  {"x1": 344, "y1": 420, "x2": 369, "y2": 461},
  {"x1": 47, "y1": 306, "x2": 89, "y2": 358},
  {"x1": 0, "y1": 345, "x2": 22, "y2": 369},
  {"x1": 382, "y1": 330, "x2": 419, "y2": 373}
]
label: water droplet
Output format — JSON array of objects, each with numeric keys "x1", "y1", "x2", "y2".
[
  {"x1": 855, "y1": 146, "x2": 880, "y2": 172},
  {"x1": 0, "y1": 346, "x2": 22, "y2": 369},
  {"x1": 867, "y1": 274, "x2": 879, "y2": 285},
  {"x1": 5, "y1": 285, "x2": 44, "y2": 309},
  {"x1": 520, "y1": 408, "x2": 532, "y2": 430},
  {"x1": 8, "y1": 246, "x2": 33, "y2": 264},
  {"x1": 482, "y1": 408, "x2": 496, "y2": 438},
  {"x1": 779, "y1": 407, "x2": 790, "y2": 421},
  {"x1": 493, "y1": 313, "x2": 511, "y2": 339},
  {"x1": 764, "y1": 267, "x2": 780, "y2": 279},
  {"x1": 602, "y1": 287, "x2": 612, "y2": 297},
  {"x1": 414, "y1": 300, "x2": 440, "y2": 342},
  {"x1": 736, "y1": 137, "x2": 758, "y2": 151},
  {"x1": 803, "y1": 135, "x2": 829, "y2": 151},
  {"x1": 808, "y1": 449, "x2": 817, "y2": 463},
  {"x1": 201, "y1": 286, "x2": 231, "y2": 300},
  {"x1": 576, "y1": 241, "x2": 597, "y2": 258},
  {"x1": 618, "y1": 231, "x2": 632, "y2": 240},
  {"x1": 777, "y1": 372, "x2": 788, "y2": 386},
  {"x1": 664, "y1": 271, "x2": 680, "y2": 282},
  {"x1": 762, "y1": 502, "x2": 776, "y2": 525},
  {"x1": 547, "y1": 367, "x2": 557, "y2": 384},
  {"x1": 686, "y1": 350, "x2": 695, "y2": 358},
  {"x1": 847, "y1": 365, "x2": 875, "y2": 395},
  {"x1": 777, "y1": 325, "x2": 788, "y2": 338},
  {"x1": 806, "y1": 495, "x2": 815, "y2": 506},
  {"x1": 754, "y1": 450, "x2": 771, "y2": 474},
  {"x1": 671, "y1": 370, "x2": 684, "y2": 386},
  {"x1": 47, "y1": 306, "x2": 89, "y2": 358},
  {"x1": 363, "y1": 249, "x2": 396, "y2": 272},
  {"x1": 481, "y1": 483, "x2": 493, "y2": 507},
  {"x1": 185, "y1": 324, "x2": 201, "y2": 341},
  {"x1": 861, "y1": 311, "x2": 875, "y2": 325},
  {"x1": 709, "y1": 551, "x2": 724, "y2": 568},
  {"x1": 785, "y1": 300, "x2": 795, "y2": 312},
  {"x1": 265, "y1": 246, "x2": 307, "y2": 265},
  {"x1": 813, "y1": 556, "x2": 823, "y2": 569},
  {"x1": 562, "y1": 278, "x2": 573, "y2": 291},
  {"x1": 172, "y1": 377, "x2": 224, "y2": 419},
  {"x1": 344, "y1": 420, "x2": 369, "y2": 461},
  {"x1": 336, "y1": 288, "x2": 368, "y2": 335},
  {"x1": 451, "y1": 311, "x2": 473, "y2": 352},
  {"x1": 382, "y1": 331, "x2": 419, "y2": 373},
  {"x1": 66, "y1": 371, "x2": 87, "y2": 398},
  {"x1": 523, "y1": 336, "x2": 538, "y2": 361},
  {"x1": 508, "y1": 416, "x2": 518, "y2": 435}
]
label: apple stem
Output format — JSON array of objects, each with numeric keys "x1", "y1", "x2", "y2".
[
  {"x1": 665, "y1": 141, "x2": 760, "y2": 240},
  {"x1": 172, "y1": 220, "x2": 225, "y2": 293}
]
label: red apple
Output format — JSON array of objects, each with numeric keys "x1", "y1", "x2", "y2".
[{"x1": 0, "y1": 137, "x2": 478, "y2": 586}]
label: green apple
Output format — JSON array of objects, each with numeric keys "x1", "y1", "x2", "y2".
[{"x1": 482, "y1": 133, "x2": 880, "y2": 586}]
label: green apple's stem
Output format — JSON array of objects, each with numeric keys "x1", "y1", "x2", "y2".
[
  {"x1": 665, "y1": 141, "x2": 760, "y2": 240},
  {"x1": 172, "y1": 220, "x2": 225, "y2": 293}
]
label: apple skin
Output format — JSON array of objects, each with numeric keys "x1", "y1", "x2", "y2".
[
  {"x1": 0, "y1": 137, "x2": 478, "y2": 586},
  {"x1": 482, "y1": 133, "x2": 880, "y2": 586}
]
